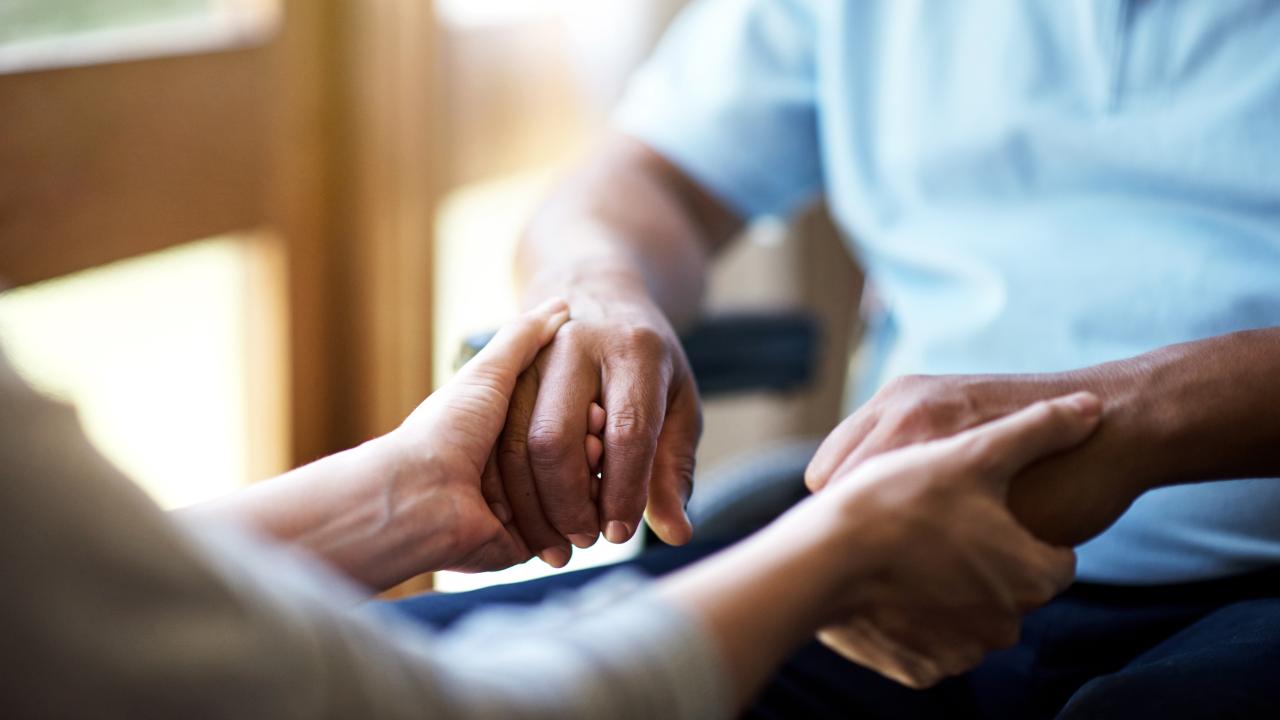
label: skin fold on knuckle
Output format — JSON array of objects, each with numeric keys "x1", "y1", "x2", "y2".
[
  {"x1": 604, "y1": 407, "x2": 657, "y2": 450},
  {"x1": 526, "y1": 418, "x2": 579, "y2": 468}
]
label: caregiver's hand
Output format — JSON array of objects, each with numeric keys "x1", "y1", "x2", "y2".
[
  {"x1": 805, "y1": 393, "x2": 1100, "y2": 688},
  {"x1": 657, "y1": 393, "x2": 1100, "y2": 703},
  {"x1": 178, "y1": 298, "x2": 577, "y2": 590}
]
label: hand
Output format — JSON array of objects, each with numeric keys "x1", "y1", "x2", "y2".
[
  {"x1": 798, "y1": 393, "x2": 1101, "y2": 688},
  {"x1": 387, "y1": 298, "x2": 577, "y2": 572},
  {"x1": 497, "y1": 293, "x2": 701, "y2": 567},
  {"x1": 805, "y1": 372, "x2": 1147, "y2": 546}
]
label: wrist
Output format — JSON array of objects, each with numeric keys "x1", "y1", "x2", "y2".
[
  {"x1": 1060, "y1": 350, "x2": 1187, "y2": 492},
  {"x1": 521, "y1": 248, "x2": 650, "y2": 308},
  {"x1": 965, "y1": 357, "x2": 1169, "y2": 495},
  {"x1": 352, "y1": 433, "x2": 465, "y2": 574},
  {"x1": 750, "y1": 494, "x2": 878, "y2": 627}
]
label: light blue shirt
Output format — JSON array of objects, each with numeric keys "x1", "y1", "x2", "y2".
[{"x1": 617, "y1": 0, "x2": 1280, "y2": 584}]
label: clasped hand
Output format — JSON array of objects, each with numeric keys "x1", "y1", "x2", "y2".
[{"x1": 382, "y1": 303, "x2": 1108, "y2": 689}]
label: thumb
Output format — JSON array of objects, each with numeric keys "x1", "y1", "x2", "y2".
[
  {"x1": 645, "y1": 382, "x2": 701, "y2": 546},
  {"x1": 449, "y1": 298, "x2": 569, "y2": 399},
  {"x1": 948, "y1": 392, "x2": 1102, "y2": 490}
]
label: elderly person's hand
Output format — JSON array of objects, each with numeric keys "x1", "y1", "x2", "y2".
[
  {"x1": 388, "y1": 297, "x2": 603, "y2": 573},
  {"x1": 804, "y1": 371, "x2": 1147, "y2": 546},
  {"x1": 497, "y1": 292, "x2": 701, "y2": 567}
]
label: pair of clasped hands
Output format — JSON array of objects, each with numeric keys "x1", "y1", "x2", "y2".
[{"x1": 399, "y1": 297, "x2": 1134, "y2": 687}]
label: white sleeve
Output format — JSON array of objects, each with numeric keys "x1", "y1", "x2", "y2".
[{"x1": 0, "y1": 353, "x2": 731, "y2": 720}]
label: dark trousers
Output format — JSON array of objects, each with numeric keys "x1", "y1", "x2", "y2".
[{"x1": 392, "y1": 539, "x2": 1280, "y2": 719}]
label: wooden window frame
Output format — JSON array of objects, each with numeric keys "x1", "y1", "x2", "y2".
[{"x1": 1, "y1": 0, "x2": 440, "y2": 481}]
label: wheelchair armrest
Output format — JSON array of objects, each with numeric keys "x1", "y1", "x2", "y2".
[{"x1": 456, "y1": 311, "x2": 821, "y2": 398}]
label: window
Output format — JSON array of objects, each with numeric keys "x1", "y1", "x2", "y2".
[{"x1": 0, "y1": 238, "x2": 283, "y2": 508}]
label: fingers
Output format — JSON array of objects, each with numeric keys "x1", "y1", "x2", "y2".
[
  {"x1": 452, "y1": 297, "x2": 570, "y2": 398},
  {"x1": 479, "y1": 445, "x2": 513, "y2": 525},
  {"x1": 1012, "y1": 533, "x2": 1077, "y2": 608},
  {"x1": 526, "y1": 350, "x2": 601, "y2": 547},
  {"x1": 499, "y1": 368, "x2": 573, "y2": 567},
  {"x1": 644, "y1": 382, "x2": 700, "y2": 545},
  {"x1": 589, "y1": 402, "x2": 606, "y2": 435},
  {"x1": 819, "y1": 619, "x2": 945, "y2": 689},
  {"x1": 586, "y1": 402, "x2": 605, "y2": 472},
  {"x1": 586, "y1": 402, "x2": 604, "y2": 500},
  {"x1": 805, "y1": 407, "x2": 877, "y2": 492},
  {"x1": 977, "y1": 500, "x2": 1078, "y2": 609},
  {"x1": 599, "y1": 360, "x2": 671, "y2": 544},
  {"x1": 950, "y1": 392, "x2": 1102, "y2": 488}
]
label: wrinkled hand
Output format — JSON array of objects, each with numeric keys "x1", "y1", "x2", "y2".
[
  {"x1": 805, "y1": 373, "x2": 1145, "y2": 546},
  {"x1": 388, "y1": 298, "x2": 581, "y2": 573},
  {"x1": 497, "y1": 296, "x2": 701, "y2": 567},
  {"x1": 808, "y1": 394, "x2": 1101, "y2": 688}
]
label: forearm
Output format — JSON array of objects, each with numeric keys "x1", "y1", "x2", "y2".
[
  {"x1": 1112, "y1": 327, "x2": 1280, "y2": 487},
  {"x1": 988, "y1": 327, "x2": 1280, "y2": 493},
  {"x1": 517, "y1": 134, "x2": 740, "y2": 330},
  {"x1": 177, "y1": 436, "x2": 445, "y2": 591},
  {"x1": 654, "y1": 498, "x2": 852, "y2": 708}
]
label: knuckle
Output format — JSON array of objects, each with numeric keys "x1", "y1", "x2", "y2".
[
  {"x1": 617, "y1": 324, "x2": 668, "y2": 357},
  {"x1": 893, "y1": 399, "x2": 943, "y2": 436},
  {"x1": 884, "y1": 373, "x2": 924, "y2": 395},
  {"x1": 526, "y1": 419, "x2": 575, "y2": 462},
  {"x1": 556, "y1": 319, "x2": 589, "y2": 344},
  {"x1": 606, "y1": 408, "x2": 653, "y2": 447}
]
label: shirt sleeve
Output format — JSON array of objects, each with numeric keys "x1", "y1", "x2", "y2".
[
  {"x1": 615, "y1": 0, "x2": 823, "y2": 219},
  {"x1": 0, "y1": 352, "x2": 731, "y2": 720}
]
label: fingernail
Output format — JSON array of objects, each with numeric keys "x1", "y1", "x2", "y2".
[
  {"x1": 604, "y1": 521, "x2": 632, "y2": 544},
  {"x1": 1063, "y1": 392, "x2": 1101, "y2": 419},
  {"x1": 538, "y1": 546, "x2": 570, "y2": 568},
  {"x1": 567, "y1": 533, "x2": 597, "y2": 549},
  {"x1": 488, "y1": 502, "x2": 511, "y2": 524}
]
